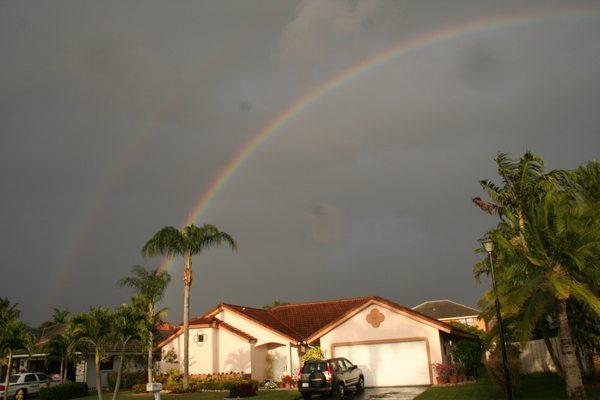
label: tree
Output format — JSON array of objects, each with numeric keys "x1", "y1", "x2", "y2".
[
  {"x1": 142, "y1": 224, "x2": 236, "y2": 389},
  {"x1": 117, "y1": 265, "x2": 171, "y2": 384},
  {"x1": 70, "y1": 307, "x2": 114, "y2": 400},
  {"x1": 39, "y1": 308, "x2": 70, "y2": 330},
  {"x1": 111, "y1": 304, "x2": 145, "y2": 400},
  {"x1": 0, "y1": 299, "x2": 31, "y2": 400},
  {"x1": 45, "y1": 325, "x2": 80, "y2": 383},
  {"x1": 482, "y1": 193, "x2": 599, "y2": 400},
  {"x1": 473, "y1": 153, "x2": 599, "y2": 400},
  {"x1": 261, "y1": 299, "x2": 290, "y2": 310}
]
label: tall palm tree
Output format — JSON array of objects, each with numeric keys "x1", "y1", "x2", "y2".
[
  {"x1": 1, "y1": 319, "x2": 31, "y2": 400},
  {"x1": 111, "y1": 304, "x2": 145, "y2": 400},
  {"x1": 142, "y1": 224, "x2": 236, "y2": 388},
  {"x1": 117, "y1": 265, "x2": 171, "y2": 384},
  {"x1": 484, "y1": 193, "x2": 599, "y2": 400},
  {"x1": 70, "y1": 307, "x2": 114, "y2": 400}
]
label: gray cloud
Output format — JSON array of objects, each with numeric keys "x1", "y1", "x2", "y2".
[{"x1": 1, "y1": 0, "x2": 599, "y2": 325}]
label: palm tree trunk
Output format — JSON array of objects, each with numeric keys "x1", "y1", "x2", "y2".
[
  {"x1": 587, "y1": 351, "x2": 597, "y2": 384},
  {"x1": 112, "y1": 347, "x2": 125, "y2": 400},
  {"x1": 148, "y1": 302, "x2": 154, "y2": 384},
  {"x1": 558, "y1": 300, "x2": 587, "y2": 400},
  {"x1": 3, "y1": 349, "x2": 13, "y2": 400},
  {"x1": 95, "y1": 350, "x2": 103, "y2": 400},
  {"x1": 182, "y1": 252, "x2": 192, "y2": 389},
  {"x1": 60, "y1": 359, "x2": 65, "y2": 383}
]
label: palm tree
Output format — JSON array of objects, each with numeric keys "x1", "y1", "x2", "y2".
[
  {"x1": 117, "y1": 265, "x2": 171, "y2": 384},
  {"x1": 484, "y1": 193, "x2": 599, "y2": 400},
  {"x1": 1, "y1": 317, "x2": 31, "y2": 400},
  {"x1": 0, "y1": 298, "x2": 20, "y2": 321},
  {"x1": 142, "y1": 224, "x2": 236, "y2": 388},
  {"x1": 70, "y1": 307, "x2": 114, "y2": 400},
  {"x1": 111, "y1": 304, "x2": 145, "y2": 400}
]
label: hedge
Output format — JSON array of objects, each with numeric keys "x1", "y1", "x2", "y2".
[
  {"x1": 38, "y1": 382, "x2": 89, "y2": 400},
  {"x1": 106, "y1": 371, "x2": 147, "y2": 389},
  {"x1": 228, "y1": 380, "x2": 258, "y2": 398}
]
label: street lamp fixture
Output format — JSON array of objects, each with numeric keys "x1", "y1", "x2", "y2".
[
  {"x1": 482, "y1": 238, "x2": 513, "y2": 400},
  {"x1": 483, "y1": 238, "x2": 494, "y2": 253}
]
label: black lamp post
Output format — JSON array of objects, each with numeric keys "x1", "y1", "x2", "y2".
[{"x1": 483, "y1": 239, "x2": 513, "y2": 400}]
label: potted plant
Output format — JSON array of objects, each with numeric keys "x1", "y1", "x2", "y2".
[
  {"x1": 448, "y1": 364, "x2": 460, "y2": 384},
  {"x1": 433, "y1": 363, "x2": 452, "y2": 385}
]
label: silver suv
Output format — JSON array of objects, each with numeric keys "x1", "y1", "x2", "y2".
[{"x1": 298, "y1": 358, "x2": 364, "y2": 399}]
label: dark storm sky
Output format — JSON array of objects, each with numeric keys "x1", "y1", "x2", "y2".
[{"x1": 1, "y1": 0, "x2": 599, "y2": 325}]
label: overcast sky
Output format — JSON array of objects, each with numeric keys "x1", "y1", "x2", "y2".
[{"x1": 1, "y1": 0, "x2": 599, "y2": 325}]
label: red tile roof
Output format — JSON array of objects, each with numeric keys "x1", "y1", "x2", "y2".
[
  {"x1": 158, "y1": 316, "x2": 257, "y2": 348},
  {"x1": 199, "y1": 296, "x2": 473, "y2": 342}
]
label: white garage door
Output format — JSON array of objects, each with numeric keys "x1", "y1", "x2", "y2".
[{"x1": 333, "y1": 340, "x2": 431, "y2": 387}]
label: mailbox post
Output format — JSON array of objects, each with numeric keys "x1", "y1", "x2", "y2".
[{"x1": 146, "y1": 382, "x2": 162, "y2": 400}]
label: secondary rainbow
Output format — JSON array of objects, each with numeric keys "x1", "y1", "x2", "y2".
[{"x1": 160, "y1": 6, "x2": 600, "y2": 272}]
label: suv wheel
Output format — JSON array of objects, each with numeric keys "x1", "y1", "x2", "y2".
[
  {"x1": 335, "y1": 383, "x2": 345, "y2": 399},
  {"x1": 302, "y1": 393, "x2": 312, "y2": 400},
  {"x1": 356, "y1": 376, "x2": 364, "y2": 392}
]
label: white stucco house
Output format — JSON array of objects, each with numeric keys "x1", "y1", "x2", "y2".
[{"x1": 157, "y1": 296, "x2": 476, "y2": 387}]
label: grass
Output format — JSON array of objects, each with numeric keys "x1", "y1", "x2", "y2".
[
  {"x1": 415, "y1": 372, "x2": 600, "y2": 400},
  {"x1": 82, "y1": 389, "x2": 302, "y2": 400}
]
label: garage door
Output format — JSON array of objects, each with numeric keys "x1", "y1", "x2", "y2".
[{"x1": 333, "y1": 340, "x2": 431, "y2": 387}]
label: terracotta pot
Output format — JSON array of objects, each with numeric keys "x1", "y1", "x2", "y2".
[
  {"x1": 449, "y1": 375, "x2": 458, "y2": 384},
  {"x1": 435, "y1": 376, "x2": 447, "y2": 385}
]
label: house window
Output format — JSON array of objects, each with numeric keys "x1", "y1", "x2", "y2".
[{"x1": 100, "y1": 356, "x2": 114, "y2": 371}]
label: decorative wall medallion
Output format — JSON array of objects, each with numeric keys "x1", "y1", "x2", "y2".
[{"x1": 366, "y1": 308, "x2": 385, "y2": 328}]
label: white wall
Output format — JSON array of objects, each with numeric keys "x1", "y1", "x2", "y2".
[
  {"x1": 160, "y1": 327, "x2": 215, "y2": 375},
  {"x1": 320, "y1": 304, "x2": 444, "y2": 380},
  {"x1": 217, "y1": 328, "x2": 252, "y2": 374}
]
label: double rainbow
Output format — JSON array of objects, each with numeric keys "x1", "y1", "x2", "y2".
[{"x1": 160, "y1": 6, "x2": 600, "y2": 272}]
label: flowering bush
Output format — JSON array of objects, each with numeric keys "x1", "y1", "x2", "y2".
[
  {"x1": 263, "y1": 380, "x2": 278, "y2": 389},
  {"x1": 433, "y1": 363, "x2": 454, "y2": 379},
  {"x1": 281, "y1": 375, "x2": 293, "y2": 385}
]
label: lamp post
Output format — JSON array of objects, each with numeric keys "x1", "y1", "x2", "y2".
[{"x1": 483, "y1": 239, "x2": 513, "y2": 400}]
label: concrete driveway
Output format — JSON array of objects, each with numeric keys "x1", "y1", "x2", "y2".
[{"x1": 346, "y1": 387, "x2": 427, "y2": 400}]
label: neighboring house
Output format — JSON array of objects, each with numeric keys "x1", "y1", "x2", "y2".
[
  {"x1": 10, "y1": 323, "x2": 176, "y2": 388},
  {"x1": 157, "y1": 296, "x2": 476, "y2": 387},
  {"x1": 412, "y1": 300, "x2": 487, "y2": 332}
]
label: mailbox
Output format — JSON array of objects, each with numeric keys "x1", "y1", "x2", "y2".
[{"x1": 146, "y1": 382, "x2": 162, "y2": 400}]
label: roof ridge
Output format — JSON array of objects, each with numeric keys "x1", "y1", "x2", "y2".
[
  {"x1": 270, "y1": 296, "x2": 374, "y2": 309},
  {"x1": 222, "y1": 303, "x2": 268, "y2": 312},
  {"x1": 413, "y1": 299, "x2": 480, "y2": 312}
]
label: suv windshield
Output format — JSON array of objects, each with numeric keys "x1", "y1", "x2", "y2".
[
  {"x1": 302, "y1": 362, "x2": 327, "y2": 373},
  {"x1": 9, "y1": 375, "x2": 19, "y2": 383}
]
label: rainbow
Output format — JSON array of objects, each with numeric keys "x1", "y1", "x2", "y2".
[{"x1": 159, "y1": 6, "x2": 600, "y2": 272}]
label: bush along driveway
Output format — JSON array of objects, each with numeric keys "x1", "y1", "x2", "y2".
[{"x1": 414, "y1": 373, "x2": 600, "y2": 400}]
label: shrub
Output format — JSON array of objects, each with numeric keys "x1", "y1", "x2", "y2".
[
  {"x1": 433, "y1": 363, "x2": 454, "y2": 379},
  {"x1": 38, "y1": 382, "x2": 89, "y2": 400},
  {"x1": 228, "y1": 380, "x2": 258, "y2": 398},
  {"x1": 263, "y1": 380, "x2": 278, "y2": 389},
  {"x1": 485, "y1": 344, "x2": 521, "y2": 392},
  {"x1": 167, "y1": 369, "x2": 183, "y2": 384},
  {"x1": 106, "y1": 370, "x2": 147, "y2": 389},
  {"x1": 302, "y1": 346, "x2": 325, "y2": 362},
  {"x1": 131, "y1": 383, "x2": 146, "y2": 394},
  {"x1": 452, "y1": 340, "x2": 483, "y2": 377},
  {"x1": 165, "y1": 382, "x2": 191, "y2": 393}
]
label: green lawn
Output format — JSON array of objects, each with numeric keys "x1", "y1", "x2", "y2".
[
  {"x1": 82, "y1": 389, "x2": 302, "y2": 400},
  {"x1": 415, "y1": 373, "x2": 600, "y2": 400}
]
